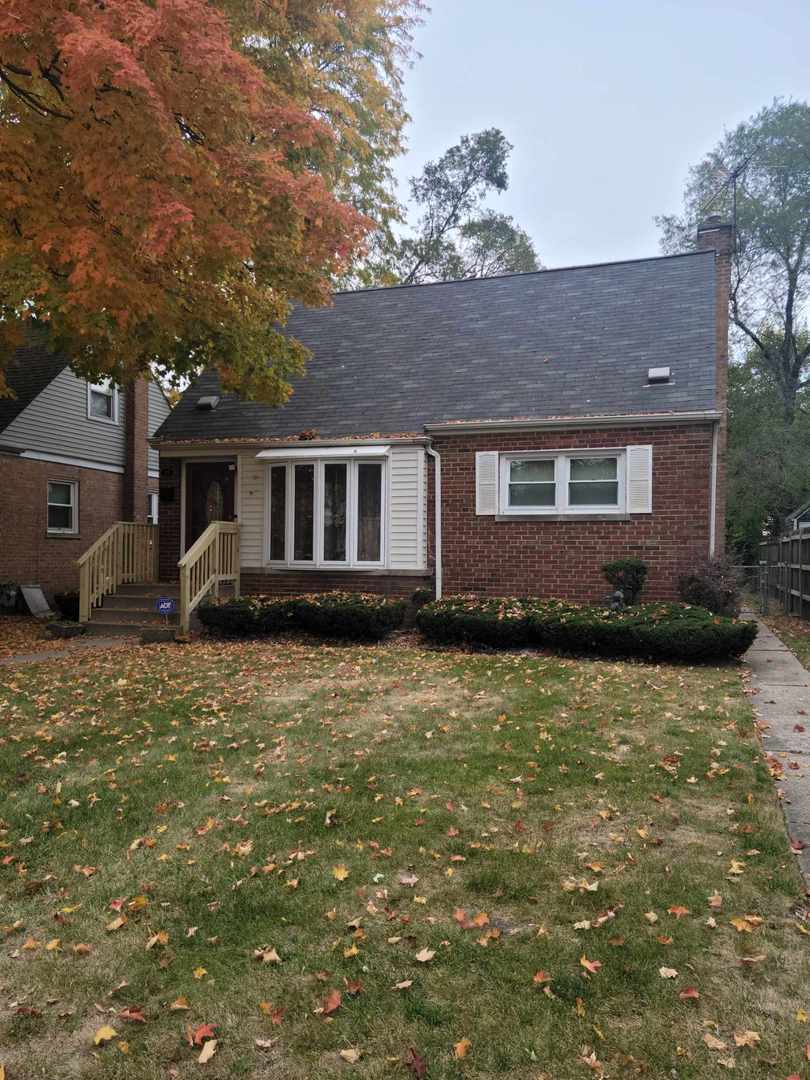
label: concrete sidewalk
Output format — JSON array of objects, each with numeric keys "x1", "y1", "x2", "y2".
[{"x1": 742, "y1": 609, "x2": 810, "y2": 884}]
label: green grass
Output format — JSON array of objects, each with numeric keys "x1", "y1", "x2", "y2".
[{"x1": 0, "y1": 637, "x2": 808, "y2": 1079}]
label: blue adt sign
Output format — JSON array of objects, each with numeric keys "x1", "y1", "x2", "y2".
[{"x1": 156, "y1": 596, "x2": 177, "y2": 616}]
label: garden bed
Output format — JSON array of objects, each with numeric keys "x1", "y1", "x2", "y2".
[{"x1": 416, "y1": 595, "x2": 757, "y2": 661}]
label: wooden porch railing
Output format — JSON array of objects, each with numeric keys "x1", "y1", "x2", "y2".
[
  {"x1": 178, "y1": 521, "x2": 240, "y2": 635},
  {"x1": 77, "y1": 522, "x2": 159, "y2": 622}
]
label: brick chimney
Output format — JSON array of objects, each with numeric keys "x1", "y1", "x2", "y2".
[
  {"x1": 122, "y1": 377, "x2": 149, "y2": 522},
  {"x1": 696, "y1": 215, "x2": 734, "y2": 555}
]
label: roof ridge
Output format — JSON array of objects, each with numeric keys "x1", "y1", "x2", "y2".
[{"x1": 332, "y1": 250, "x2": 711, "y2": 297}]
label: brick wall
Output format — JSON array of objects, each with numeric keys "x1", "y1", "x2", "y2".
[
  {"x1": 123, "y1": 377, "x2": 149, "y2": 522},
  {"x1": 0, "y1": 453, "x2": 124, "y2": 595},
  {"x1": 158, "y1": 458, "x2": 182, "y2": 582},
  {"x1": 240, "y1": 568, "x2": 431, "y2": 598},
  {"x1": 431, "y1": 423, "x2": 714, "y2": 601}
]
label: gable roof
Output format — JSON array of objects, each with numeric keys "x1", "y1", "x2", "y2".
[
  {"x1": 154, "y1": 250, "x2": 719, "y2": 444},
  {"x1": 0, "y1": 327, "x2": 68, "y2": 436}
]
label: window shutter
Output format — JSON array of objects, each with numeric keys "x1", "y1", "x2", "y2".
[
  {"x1": 626, "y1": 445, "x2": 653, "y2": 513},
  {"x1": 475, "y1": 451, "x2": 499, "y2": 515}
]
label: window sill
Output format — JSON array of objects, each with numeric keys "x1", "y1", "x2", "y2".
[
  {"x1": 495, "y1": 513, "x2": 630, "y2": 523},
  {"x1": 47, "y1": 532, "x2": 81, "y2": 539},
  {"x1": 259, "y1": 565, "x2": 429, "y2": 577}
]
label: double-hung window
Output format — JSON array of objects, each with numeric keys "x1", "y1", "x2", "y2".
[
  {"x1": 47, "y1": 480, "x2": 78, "y2": 535},
  {"x1": 500, "y1": 451, "x2": 625, "y2": 515},
  {"x1": 87, "y1": 379, "x2": 118, "y2": 423},
  {"x1": 266, "y1": 457, "x2": 385, "y2": 567}
]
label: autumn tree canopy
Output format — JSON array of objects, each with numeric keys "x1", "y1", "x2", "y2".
[{"x1": 0, "y1": 0, "x2": 420, "y2": 401}]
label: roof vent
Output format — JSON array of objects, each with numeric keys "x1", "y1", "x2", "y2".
[
  {"x1": 195, "y1": 395, "x2": 220, "y2": 411},
  {"x1": 647, "y1": 366, "x2": 671, "y2": 384}
]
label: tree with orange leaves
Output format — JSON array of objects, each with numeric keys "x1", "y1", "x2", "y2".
[{"x1": 0, "y1": 0, "x2": 421, "y2": 400}]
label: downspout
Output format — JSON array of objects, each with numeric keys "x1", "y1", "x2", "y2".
[
  {"x1": 708, "y1": 419, "x2": 719, "y2": 557},
  {"x1": 425, "y1": 445, "x2": 442, "y2": 599}
]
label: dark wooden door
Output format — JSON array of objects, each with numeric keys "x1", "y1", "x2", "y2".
[{"x1": 185, "y1": 461, "x2": 236, "y2": 550}]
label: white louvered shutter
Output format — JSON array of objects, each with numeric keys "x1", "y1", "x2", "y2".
[
  {"x1": 475, "y1": 451, "x2": 499, "y2": 515},
  {"x1": 626, "y1": 445, "x2": 653, "y2": 514}
]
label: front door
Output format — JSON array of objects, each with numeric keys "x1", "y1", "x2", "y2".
[{"x1": 185, "y1": 461, "x2": 236, "y2": 550}]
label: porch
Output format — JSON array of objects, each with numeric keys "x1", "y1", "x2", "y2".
[{"x1": 77, "y1": 519, "x2": 239, "y2": 637}]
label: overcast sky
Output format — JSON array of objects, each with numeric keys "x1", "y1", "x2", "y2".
[{"x1": 391, "y1": 0, "x2": 810, "y2": 268}]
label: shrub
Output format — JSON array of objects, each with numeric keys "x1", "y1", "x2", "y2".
[
  {"x1": 602, "y1": 557, "x2": 648, "y2": 605},
  {"x1": 54, "y1": 590, "x2": 80, "y2": 621},
  {"x1": 411, "y1": 587, "x2": 434, "y2": 609},
  {"x1": 198, "y1": 592, "x2": 405, "y2": 641},
  {"x1": 678, "y1": 559, "x2": 742, "y2": 617},
  {"x1": 292, "y1": 592, "x2": 407, "y2": 640},
  {"x1": 416, "y1": 595, "x2": 756, "y2": 662}
]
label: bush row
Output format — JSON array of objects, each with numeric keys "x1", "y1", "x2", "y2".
[
  {"x1": 415, "y1": 595, "x2": 757, "y2": 661},
  {"x1": 198, "y1": 591, "x2": 407, "y2": 641}
]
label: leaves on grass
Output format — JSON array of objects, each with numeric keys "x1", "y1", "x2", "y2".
[
  {"x1": 198, "y1": 1039, "x2": 218, "y2": 1064},
  {"x1": 404, "y1": 1047, "x2": 427, "y2": 1078},
  {"x1": 332, "y1": 864, "x2": 350, "y2": 881},
  {"x1": 93, "y1": 1025, "x2": 118, "y2": 1046},
  {"x1": 580, "y1": 955, "x2": 602, "y2": 974},
  {"x1": 453, "y1": 1037, "x2": 472, "y2": 1058},
  {"x1": 415, "y1": 948, "x2": 435, "y2": 963}
]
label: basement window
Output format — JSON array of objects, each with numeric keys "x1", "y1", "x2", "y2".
[{"x1": 47, "y1": 480, "x2": 79, "y2": 535}]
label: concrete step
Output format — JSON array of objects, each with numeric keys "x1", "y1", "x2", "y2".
[
  {"x1": 103, "y1": 594, "x2": 178, "y2": 611},
  {"x1": 91, "y1": 608, "x2": 179, "y2": 626},
  {"x1": 84, "y1": 621, "x2": 152, "y2": 638},
  {"x1": 116, "y1": 583, "x2": 179, "y2": 597}
]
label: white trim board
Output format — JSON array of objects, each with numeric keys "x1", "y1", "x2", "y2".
[{"x1": 20, "y1": 451, "x2": 125, "y2": 475}]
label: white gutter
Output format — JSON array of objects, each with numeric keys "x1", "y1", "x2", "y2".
[
  {"x1": 425, "y1": 411, "x2": 722, "y2": 435},
  {"x1": 708, "y1": 419, "x2": 719, "y2": 557},
  {"x1": 256, "y1": 445, "x2": 390, "y2": 460},
  {"x1": 425, "y1": 446, "x2": 442, "y2": 600}
]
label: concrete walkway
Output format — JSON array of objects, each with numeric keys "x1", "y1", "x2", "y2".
[
  {"x1": 0, "y1": 636, "x2": 139, "y2": 667},
  {"x1": 742, "y1": 609, "x2": 810, "y2": 884}
]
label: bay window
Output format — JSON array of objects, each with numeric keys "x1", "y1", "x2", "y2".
[
  {"x1": 500, "y1": 451, "x2": 625, "y2": 515},
  {"x1": 266, "y1": 458, "x2": 385, "y2": 567}
]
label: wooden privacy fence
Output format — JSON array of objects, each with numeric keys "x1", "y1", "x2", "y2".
[
  {"x1": 761, "y1": 532, "x2": 810, "y2": 616},
  {"x1": 78, "y1": 522, "x2": 159, "y2": 621}
]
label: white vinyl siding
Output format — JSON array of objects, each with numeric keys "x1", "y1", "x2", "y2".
[
  {"x1": 388, "y1": 446, "x2": 425, "y2": 570},
  {"x1": 2, "y1": 367, "x2": 127, "y2": 466},
  {"x1": 238, "y1": 452, "x2": 266, "y2": 567}
]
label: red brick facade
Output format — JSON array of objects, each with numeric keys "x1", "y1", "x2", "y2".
[
  {"x1": 432, "y1": 422, "x2": 714, "y2": 601},
  {"x1": 123, "y1": 378, "x2": 149, "y2": 523},
  {"x1": 0, "y1": 452, "x2": 158, "y2": 595},
  {"x1": 240, "y1": 568, "x2": 431, "y2": 597}
]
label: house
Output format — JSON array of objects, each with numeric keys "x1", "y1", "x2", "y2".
[
  {"x1": 787, "y1": 501, "x2": 810, "y2": 532},
  {"x1": 0, "y1": 327, "x2": 171, "y2": 596},
  {"x1": 150, "y1": 217, "x2": 732, "y2": 619}
]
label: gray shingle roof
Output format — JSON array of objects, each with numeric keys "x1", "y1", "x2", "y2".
[
  {"x1": 0, "y1": 326, "x2": 67, "y2": 435},
  {"x1": 154, "y1": 251, "x2": 718, "y2": 443}
]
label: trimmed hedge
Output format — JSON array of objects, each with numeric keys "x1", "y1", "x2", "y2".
[
  {"x1": 199, "y1": 591, "x2": 406, "y2": 641},
  {"x1": 416, "y1": 595, "x2": 757, "y2": 662}
]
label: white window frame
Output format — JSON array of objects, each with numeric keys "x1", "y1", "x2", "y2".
[
  {"x1": 86, "y1": 379, "x2": 119, "y2": 424},
  {"x1": 47, "y1": 479, "x2": 79, "y2": 535},
  {"x1": 147, "y1": 491, "x2": 159, "y2": 524},
  {"x1": 499, "y1": 449, "x2": 627, "y2": 516},
  {"x1": 264, "y1": 457, "x2": 387, "y2": 569}
]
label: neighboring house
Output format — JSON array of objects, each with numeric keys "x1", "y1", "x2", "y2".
[
  {"x1": 0, "y1": 328, "x2": 171, "y2": 595},
  {"x1": 152, "y1": 217, "x2": 732, "y2": 604},
  {"x1": 787, "y1": 501, "x2": 810, "y2": 532}
]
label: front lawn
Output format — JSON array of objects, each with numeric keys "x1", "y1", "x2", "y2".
[{"x1": 0, "y1": 640, "x2": 808, "y2": 1079}]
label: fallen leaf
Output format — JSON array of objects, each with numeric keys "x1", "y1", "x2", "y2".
[
  {"x1": 415, "y1": 948, "x2": 435, "y2": 963},
  {"x1": 679, "y1": 987, "x2": 700, "y2": 1000},
  {"x1": 453, "y1": 1038, "x2": 472, "y2": 1059},
  {"x1": 339, "y1": 1048, "x2": 362, "y2": 1064},
  {"x1": 659, "y1": 967, "x2": 678, "y2": 979},
  {"x1": 170, "y1": 996, "x2": 190, "y2": 1011},
  {"x1": 93, "y1": 1025, "x2": 118, "y2": 1046},
  {"x1": 254, "y1": 946, "x2": 281, "y2": 964},
  {"x1": 198, "y1": 1039, "x2": 218, "y2": 1064},
  {"x1": 193, "y1": 1024, "x2": 217, "y2": 1046},
  {"x1": 259, "y1": 1002, "x2": 285, "y2": 1024},
  {"x1": 332, "y1": 865, "x2": 350, "y2": 881},
  {"x1": 393, "y1": 980, "x2": 413, "y2": 991},
  {"x1": 321, "y1": 989, "x2": 342, "y2": 1016},
  {"x1": 399, "y1": 872, "x2": 419, "y2": 887},
  {"x1": 580, "y1": 955, "x2": 602, "y2": 974},
  {"x1": 704, "y1": 1033, "x2": 728, "y2": 1051},
  {"x1": 733, "y1": 1030, "x2": 760, "y2": 1048},
  {"x1": 193, "y1": 967, "x2": 207, "y2": 980},
  {"x1": 119, "y1": 1006, "x2": 146, "y2": 1024},
  {"x1": 404, "y1": 1047, "x2": 427, "y2": 1079},
  {"x1": 667, "y1": 905, "x2": 690, "y2": 918}
]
